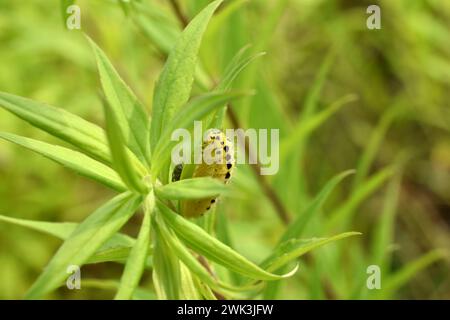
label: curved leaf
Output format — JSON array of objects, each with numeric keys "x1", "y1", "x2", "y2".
[
  {"x1": 156, "y1": 177, "x2": 228, "y2": 200},
  {"x1": 102, "y1": 98, "x2": 148, "y2": 193},
  {"x1": 157, "y1": 200, "x2": 297, "y2": 281},
  {"x1": 87, "y1": 36, "x2": 151, "y2": 167},
  {"x1": 155, "y1": 212, "x2": 260, "y2": 293},
  {"x1": 0, "y1": 214, "x2": 135, "y2": 253},
  {"x1": 0, "y1": 132, "x2": 126, "y2": 191},
  {"x1": 115, "y1": 191, "x2": 154, "y2": 300},
  {"x1": 261, "y1": 232, "x2": 362, "y2": 272},
  {"x1": 150, "y1": 0, "x2": 224, "y2": 150},
  {"x1": 280, "y1": 170, "x2": 355, "y2": 242},
  {"x1": 326, "y1": 166, "x2": 395, "y2": 231},
  {"x1": 0, "y1": 92, "x2": 110, "y2": 163},
  {"x1": 25, "y1": 192, "x2": 143, "y2": 299}
]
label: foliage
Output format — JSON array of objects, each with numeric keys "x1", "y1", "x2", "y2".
[{"x1": 0, "y1": 0, "x2": 448, "y2": 299}]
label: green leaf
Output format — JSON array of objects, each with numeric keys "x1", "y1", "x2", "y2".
[
  {"x1": 353, "y1": 105, "x2": 401, "y2": 189},
  {"x1": 151, "y1": 91, "x2": 247, "y2": 178},
  {"x1": 155, "y1": 212, "x2": 260, "y2": 293},
  {"x1": 0, "y1": 92, "x2": 111, "y2": 163},
  {"x1": 155, "y1": 215, "x2": 219, "y2": 289},
  {"x1": 261, "y1": 232, "x2": 362, "y2": 272},
  {"x1": 115, "y1": 191, "x2": 154, "y2": 300},
  {"x1": 300, "y1": 52, "x2": 334, "y2": 120},
  {"x1": 280, "y1": 170, "x2": 355, "y2": 242},
  {"x1": 0, "y1": 132, "x2": 126, "y2": 191},
  {"x1": 152, "y1": 219, "x2": 181, "y2": 299},
  {"x1": 179, "y1": 262, "x2": 202, "y2": 299},
  {"x1": 25, "y1": 192, "x2": 143, "y2": 299},
  {"x1": 0, "y1": 215, "x2": 145, "y2": 266},
  {"x1": 86, "y1": 247, "x2": 131, "y2": 264},
  {"x1": 326, "y1": 166, "x2": 395, "y2": 231},
  {"x1": 155, "y1": 177, "x2": 228, "y2": 200},
  {"x1": 0, "y1": 214, "x2": 135, "y2": 253},
  {"x1": 262, "y1": 231, "x2": 361, "y2": 299},
  {"x1": 218, "y1": 48, "x2": 266, "y2": 91},
  {"x1": 157, "y1": 200, "x2": 297, "y2": 281},
  {"x1": 281, "y1": 94, "x2": 357, "y2": 162},
  {"x1": 216, "y1": 210, "x2": 241, "y2": 285},
  {"x1": 87, "y1": 36, "x2": 151, "y2": 167},
  {"x1": 208, "y1": 47, "x2": 266, "y2": 128},
  {"x1": 238, "y1": 0, "x2": 290, "y2": 122},
  {"x1": 205, "y1": 0, "x2": 249, "y2": 44},
  {"x1": 150, "y1": 0, "x2": 224, "y2": 151},
  {"x1": 371, "y1": 173, "x2": 401, "y2": 270},
  {"x1": 377, "y1": 250, "x2": 447, "y2": 299},
  {"x1": 0, "y1": 214, "x2": 77, "y2": 240},
  {"x1": 130, "y1": 0, "x2": 179, "y2": 54},
  {"x1": 102, "y1": 98, "x2": 148, "y2": 194}
]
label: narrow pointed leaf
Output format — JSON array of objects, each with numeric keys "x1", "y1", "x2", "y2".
[
  {"x1": 0, "y1": 214, "x2": 135, "y2": 252},
  {"x1": 326, "y1": 166, "x2": 395, "y2": 231},
  {"x1": 25, "y1": 192, "x2": 143, "y2": 299},
  {"x1": 152, "y1": 221, "x2": 181, "y2": 299},
  {"x1": 281, "y1": 94, "x2": 357, "y2": 161},
  {"x1": 377, "y1": 250, "x2": 447, "y2": 298},
  {"x1": 115, "y1": 191, "x2": 154, "y2": 300},
  {"x1": 0, "y1": 132, "x2": 126, "y2": 191},
  {"x1": 207, "y1": 47, "x2": 265, "y2": 128},
  {"x1": 0, "y1": 92, "x2": 110, "y2": 163},
  {"x1": 371, "y1": 174, "x2": 401, "y2": 269},
  {"x1": 130, "y1": 1, "x2": 179, "y2": 54},
  {"x1": 102, "y1": 99, "x2": 148, "y2": 194},
  {"x1": 87, "y1": 36, "x2": 151, "y2": 167},
  {"x1": 157, "y1": 200, "x2": 296, "y2": 281},
  {"x1": 353, "y1": 105, "x2": 401, "y2": 189},
  {"x1": 261, "y1": 232, "x2": 361, "y2": 272},
  {"x1": 300, "y1": 52, "x2": 334, "y2": 120},
  {"x1": 218, "y1": 49, "x2": 266, "y2": 91},
  {"x1": 0, "y1": 215, "x2": 140, "y2": 267},
  {"x1": 0, "y1": 214, "x2": 77, "y2": 240},
  {"x1": 156, "y1": 213, "x2": 260, "y2": 293},
  {"x1": 155, "y1": 215, "x2": 221, "y2": 291},
  {"x1": 150, "y1": 0, "x2": 224, "y2": 150},
  {"x1": 155, "y1": 177, "x2": 228, "y2": 200},
  {"x1": 281, "y1": 170, "x2": 355, "y2": 242}
]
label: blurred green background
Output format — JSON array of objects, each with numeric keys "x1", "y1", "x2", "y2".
[{"x1": 0, "y1": 0, "x2": 449, "y2": 299}]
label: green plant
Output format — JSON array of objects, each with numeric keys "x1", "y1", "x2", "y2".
[{"x1": 0, "y1": 1, "x2": 360, "y2": 300}]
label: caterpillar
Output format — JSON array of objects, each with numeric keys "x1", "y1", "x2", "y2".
[{"x1": 172, "y1": 129, "x2": 235, "y2": 218}]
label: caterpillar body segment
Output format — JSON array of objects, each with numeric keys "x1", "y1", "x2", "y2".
[{"x1": 178, "y1": 129, "x2": 235, "y2": 218}]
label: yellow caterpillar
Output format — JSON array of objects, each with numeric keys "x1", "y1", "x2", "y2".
[{"x1": 173, "y1": 129, "x2": 235, "y2": 218}]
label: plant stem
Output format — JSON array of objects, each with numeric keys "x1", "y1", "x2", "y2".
[
  {"x1": 169, "y1": 0, "x2": 188, "y2": 28},
  {"x1": 227, "y1": 106, "x2": 291, "y2": 224}
]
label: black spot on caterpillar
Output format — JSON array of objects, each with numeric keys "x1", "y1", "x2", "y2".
[{"x1": 172, "y1": 163, "x2": 183, "y2": 182}]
